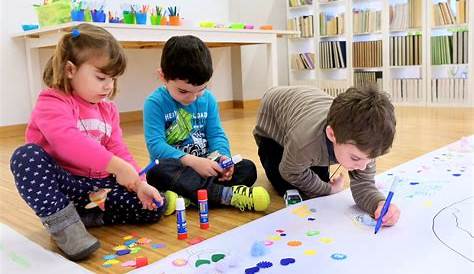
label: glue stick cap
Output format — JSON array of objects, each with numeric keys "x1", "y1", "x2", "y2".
[
  {"x1": 231, "y1": 154, "x2": 243, "y2": 164},
  {"x1": 198, "y1": 189, "x2": 208, "y2": 200},
  {"x1": 176, "y1": 197, "x2": 185, "y2": 211}
]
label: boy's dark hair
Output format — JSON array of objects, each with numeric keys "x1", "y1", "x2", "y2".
[
  {"x1": 161, "y1": 35, "x2": 213, "y2": 86},
  {"x1": 327, "y1": 86, "x2": 396, "y2": 158},
  {"x1": 43, "y1": 23, "x2": 126, "y2": 98}
]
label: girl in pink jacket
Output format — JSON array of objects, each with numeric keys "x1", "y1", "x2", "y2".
[{"x1": 10, "y1": 23, "x2": 165, "y2": 261}]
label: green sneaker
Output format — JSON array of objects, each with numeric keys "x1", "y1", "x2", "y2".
[
  {"x1": 230, "y1": 185, "x2": 270, "y2": 211},
  {"x1": 164, "y1": 191, "x2": 178, "y2": 216},
  {"x1": 164, "y1": 191, "x2": 191, "y2": 216}
]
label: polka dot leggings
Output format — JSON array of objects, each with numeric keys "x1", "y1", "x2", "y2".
[{"x1": 10, "y1": 144, "x2": 163, "y2": 225}]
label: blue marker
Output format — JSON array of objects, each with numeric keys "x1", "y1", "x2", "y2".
[
  {"x1": 138, "y1": 159, "x2": 162, "y2": 208},
  {"x1": 374, "y1": 176, "x2": 399, "y2": 234},
  {"x1": 176, "y1": 197, "x2": 188, "y2": 239},
  {"x1": 219, "y1": 154, "x2": 243, "y2": 169},
  {"x1": 139, "y1": 159, "x2": 159, "y2": 176}
]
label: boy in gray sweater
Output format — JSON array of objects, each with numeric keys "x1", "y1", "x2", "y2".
[{"x1": 253, "y1": 85, "x2": 400, "y2": 227}]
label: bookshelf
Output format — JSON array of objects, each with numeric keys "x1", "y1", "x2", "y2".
[{"x1": 286, "y1": 0, "x2": 473, "y2": 107}]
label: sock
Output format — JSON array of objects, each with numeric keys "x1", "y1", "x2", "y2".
[{"x1": 221, "y1": 186, "x2": 233, "y2": 205}]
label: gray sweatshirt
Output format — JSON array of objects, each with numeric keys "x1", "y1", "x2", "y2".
[{"x1": 253, "y1": 86, "x2": 386, "y2": 214}]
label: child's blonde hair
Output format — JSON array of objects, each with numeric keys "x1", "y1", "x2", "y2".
[{"x1": 43, "y1": 23, "x2": 126, "y2": 98}]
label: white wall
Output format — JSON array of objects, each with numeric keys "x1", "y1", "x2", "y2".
[
  {"x1": 230, "y1": 0, "x2": 289, "y2": 100},
  {"x1": 0, "y1": 0, "x2": 288, "y2": 126}
]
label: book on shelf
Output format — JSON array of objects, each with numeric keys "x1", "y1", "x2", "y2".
[
  {"x1": 319, "y1": 12, "x2": 344, "y2": 36},
  {"x1": 390, "y1": 34, "x2": 422, "y2": 66},
  {"x1": 432, "y1": 1, "x2": 467, "y2": 26},
  {"x1": 354, "y1": 71, "x2": 383, "y2": 90},
  {"x1": 391, "y1": 78, "x2": 423, "y2": 103},
  {"x1": 430, "y1": 78, "x2": 467, "y2": 104},
  {"x1": 353, "y1": 9, "x2": 381, "y2": 34},
  {"x1": 288, "y1": 15, "x2": 314, "y2": 37},
  {"x1": 456, "y1": 0, "x2": 467, "y2": 24},
  {"x1": 353, "y1": 40, "x2": 382, "y2": 67},
  {"x1": 291, "y1": 52, "x2": 316, "y2": 70},
  {"x1": 289, "y1": 0, "x2": 313, "y2": 8},
  {"x1": 320, "y1": 79, "x2": 348, "y2": 97},
  {"x1": 390, "y1": 0, "x2": 422, "y2": 30},
  {"x1": 319, "y1": 41, "x2": 346, "y2": 69},
  {"x1": 431, "y1": 30, "x2": 468, "y2": 65}
]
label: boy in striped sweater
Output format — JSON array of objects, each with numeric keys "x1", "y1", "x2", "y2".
[{"x1": 253, "y1": 85, "x2": 400, "y2": 227}]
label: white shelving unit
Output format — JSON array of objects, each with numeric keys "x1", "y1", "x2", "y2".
[{"x1": 286, "y1": 0, "x2": 473, "y2": 107}]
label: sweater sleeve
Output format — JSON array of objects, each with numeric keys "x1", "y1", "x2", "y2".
[
  {"x1": 349, "y1": 159, "x2": 386, "y2": 215},
  {"x1": 143, "y1": 94, "x2": 186, "y2": 160},
  {"x1": 105, "y1": 102, "x2": 140, "y2": 172},
  {"x1": 33, "y1": 92, "x2": 113, "y2": 172},
  {"x1": 204, "y1": 92, "x2": 231, "y2": 157},
  {"x1": 279, "y1": 139, "x2": 331, "y2": 197}
]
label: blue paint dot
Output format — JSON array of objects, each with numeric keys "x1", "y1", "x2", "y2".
[
  {"x1": 308, "y1": 217, "x2": 316, "y2": 221},
  {"x1": 280, "y1": 233, "x2": 286, "y2": 236},
  {"x1": 116, "y1": 249, "x2": 130, "y2": 256},
  {"x1": 409, "y1": 182, "x2": 419, "y2": 185},
  {"x1": 124, "y1": 239, "x2": 137, "y2": 246},
  {"x1": 280, "y1": 258, "x2": 296, "y2": 266},
  {"x1": 331, "y1": 253, "x2": 347, "y2": 260},
  {"x1": 387, "y1": 173, "x2": 393, "y2": 176},
  {"x1": 452, "y1": 173, "x2": 462, "y2": 177},
  {"x1": 103, "y1": 254, "x2": 117, "y2": 260},
  {"x1": 256, "y1": 261, "x2": 273, "y2": 268},
  {"x1": 245, "y1": 266, "x2": 260, "y2": 274},
  {"x1": 152, "y1": 243, "x2": 166, "y2": 249}
]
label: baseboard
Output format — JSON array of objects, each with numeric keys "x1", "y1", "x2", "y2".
[
  {"x1": 0, "y1": 100, "x2": 261, "y2": 138},
  {"x1": 233, "y1": 99, "x2": 261, "y2": 109},
  {"x1": 120, "y1": 111, "x2": 143, "y2": 123},
  {"x1": 0, "y1": 124, "x2": 27, "y2": 138},
  {"x1": 218, "y1": 100, "x2": 235, "y2": 110}
]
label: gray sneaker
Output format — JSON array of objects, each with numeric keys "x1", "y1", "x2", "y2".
[{"x1": 41, "y1": 203, "x2": 100, "y2": 261}]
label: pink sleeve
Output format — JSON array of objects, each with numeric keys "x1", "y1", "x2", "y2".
[
  {"x1": 105, "y1": 103, "x2": 140, "y2": 172},
  {"x1": 33, "y1": 92, "x2": 113, "y2": 172}
]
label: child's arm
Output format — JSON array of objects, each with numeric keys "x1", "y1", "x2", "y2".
[
  {"x1": 349, "y1": 160, "x2": 388, "y2": 214},
  {"x1": 143, "y1": 95, "x2": 187, "y2": 160},
  {"x1": 106, "y1": 155, "x2": 163, "y2": 210},
  {"x1": 204, "y1": 92, "x2": 231, "y2": 157},
  {"x1": 279, "y1": 140, "x2": 333, "y2": 196},
  {"x1": 180, "y1": 154, "x2": 223, "y2": 178}
]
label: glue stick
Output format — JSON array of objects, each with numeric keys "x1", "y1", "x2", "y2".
[
  {"x1": 176, "y1": 197, "x2": 188, "y2": 239},
  {"x1": 198, "y1": 189, "x2": 209, "y2": 229},
  {"x1": 219, "y1": 154, "x2": 243, "y2": 169}
]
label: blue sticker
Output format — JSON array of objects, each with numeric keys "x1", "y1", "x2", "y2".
[{"x1": 331, "y1": 253, "x2": 347, "y2": 260}]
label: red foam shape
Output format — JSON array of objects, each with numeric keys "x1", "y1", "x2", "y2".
[{"x1": 135, "y1": 257, "x2": 148, "y2": 268}]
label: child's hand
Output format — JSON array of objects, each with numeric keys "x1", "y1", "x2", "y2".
[
  {"x1": 136, "y1": 182, "x2": 163, "y2": 210},
  {"x1": 218, "y1": 156, "x2": 235, "y2": 182},
  {"x1": 329, "y1": 173, "x2": 344, "y2": 194},
  {"x1": 107, "y1": 156, "x2": 140, "y2": 191},
  {"x1": 181, "y1": 154, "x2": 223, "y2": 178},
  {"x1": 374, "y1": 201, "x2": 400, "y2": 226}
]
